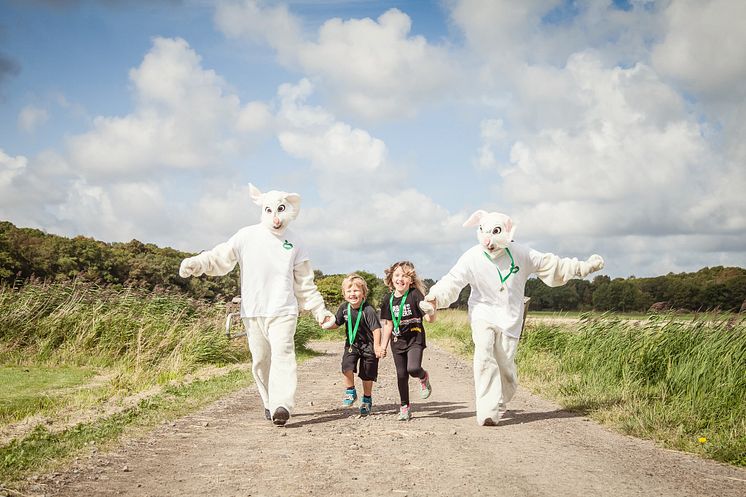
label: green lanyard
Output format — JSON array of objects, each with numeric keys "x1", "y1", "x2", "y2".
[
  {"x1": 483, "y1": 248, "x2": 519, "y2": 284},
  {"x1": 347, "y1": 302, "x2": 364, "y2": 346},
  {"x1": 389, "y1": 289, "x2": 409, "y2": 334}
]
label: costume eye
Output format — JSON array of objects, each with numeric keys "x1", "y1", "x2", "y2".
[
  {"x1": 264, "y1": 206, "x2": 272, "y2": 214},
  {"x1": 277, "y1": 204, "x2": 286, "y2": 212},
  {"x1": 492, "y1": 227, "x2": 502, "y2": 235},
  {"x1": 479, "y1": 226, "x2": 483, "y2": 232}
]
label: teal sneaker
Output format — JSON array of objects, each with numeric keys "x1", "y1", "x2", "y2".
[
  {"x1": 360, "y1": 396, "x2": 372, "y2": 416},
  {"x1": 342, "y1": 388, "x2": 357, "y2": 407},
  {"x1": 419, "y1": 371, "x2": 432, "y2": 399},
  {"x1": 397, "y1": 404, "x2": 411, "y2": 421}
]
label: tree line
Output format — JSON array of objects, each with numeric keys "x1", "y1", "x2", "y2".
[{"x1": 2, "y1": 221, "x2": 745, "y2": 312}]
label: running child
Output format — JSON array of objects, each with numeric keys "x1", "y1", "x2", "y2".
[
  {"x1": 323, "y1": 274, "x2": 383, "y2": 416},
  {"x1": 380, "y1": 261, "x2": 435, "y2": 421}
]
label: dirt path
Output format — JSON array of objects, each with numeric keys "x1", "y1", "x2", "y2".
[{"x1": 24, "y1": 341, "x2": 746, "y2": 497}]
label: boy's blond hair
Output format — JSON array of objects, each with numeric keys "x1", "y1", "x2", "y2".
[
  {"x1": 383, "y1": 261, "x2": 426, "y2": 296},
  {"x1": 341, "y1": 273, "x2": 368, "y2": 299}
]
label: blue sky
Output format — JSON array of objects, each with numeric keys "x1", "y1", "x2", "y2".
[{"x1": 1, "y1": 0, "x2": 745, "y2": 281}]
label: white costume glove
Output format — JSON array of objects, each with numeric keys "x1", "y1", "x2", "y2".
[
  {"x1": 316, "y1": 309, "x2": 335, "y2": 328},
  {"x1": 179, "y1": 257, "x2": 201, "y2": 278},
  {"x1": 418, "y1": 300, "x2": 436, "y2": 316},
  {"x1": 578, "y1": 254, "x2": 605, "y2": 277}
]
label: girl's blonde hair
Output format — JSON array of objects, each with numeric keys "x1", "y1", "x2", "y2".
[
  {"x1": 341, "y1": 273, "x2": 368, "y2": 299},
  {"x1": 383, "y1": 261, "x2": 426, "y2": 296}
]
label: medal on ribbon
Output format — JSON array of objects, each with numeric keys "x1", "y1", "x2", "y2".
[
  {"x1": 347, "y1": 302, "x2": 364, "y2": 352},
  {"x1": 483, "y1": 248, "x2": 519, "y2": 291},
  {"x1": 389, "y1": 289, "x2": 409, "y2": 342}
]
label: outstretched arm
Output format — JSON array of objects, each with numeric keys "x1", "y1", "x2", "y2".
[
  {"x1": 531, "y1": 251, "x2": 605, "y2": 287},
  {"x1": 424, "y1": 257, "x2": 470, "y2": 310},
  {"x1": 179, "y1": 241, "x2": 238, "y2": 278},
  {"x1": 294, "y1": 260, "x2": 335, "y2": 326}
]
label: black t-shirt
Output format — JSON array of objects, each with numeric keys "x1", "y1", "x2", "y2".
[
  {"x1": 334, "y1": 302, "x2": 381, "y2": 347},
  {"x1": 380, "y1": 289, "x2": 427, "y2": 351}
]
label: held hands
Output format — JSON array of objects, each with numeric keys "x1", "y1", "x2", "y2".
[
  {"x1": 375, "y1": 344, "x2": 387, "y2": 359},
  {"x1": 418, "y1": 299, "x2": 436, "y2": 317},
  {"x1": 319, "y1": 312, "x2": 336, "y2": 329}
]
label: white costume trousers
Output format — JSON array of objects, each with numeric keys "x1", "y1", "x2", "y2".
[
  {"x1": 242, "y1": 315, "x2": 297, "y2": 415},
  {"x1": 471, "y1": 320, "x2": 520, "y2": 425}
]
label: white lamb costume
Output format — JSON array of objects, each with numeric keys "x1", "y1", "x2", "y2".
[
  {"x1": 424, "y1": 210, "x2": 604, "y2": 426},
  {"x1": 179, "y1": 184, "x2": 334, "y2": 426}
]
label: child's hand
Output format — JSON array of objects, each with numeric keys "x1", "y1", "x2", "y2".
[
  {"x1": 320, "y1": 315, "x2": 335, "y2": 329},
  {"x1": 374, "y1": 345, "x2": 383, "y2": 358}
]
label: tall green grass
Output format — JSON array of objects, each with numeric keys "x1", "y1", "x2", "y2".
[
  {"x1": 0, "y1": 282, "x2": 248, "y2": 385},
  {"x1": 518, "y1": 313, "x2": 746, "y2": 466},
  {"x1": 0, "y1": 281, "x2": 324, "y2": 483},
  {"x1": 425, "y1": 309, "x2": 474, "y2": 355}
]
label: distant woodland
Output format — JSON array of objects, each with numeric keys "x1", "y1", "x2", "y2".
[{"x1": 2, "y1": 221, "x2": 745, "y2": 312}]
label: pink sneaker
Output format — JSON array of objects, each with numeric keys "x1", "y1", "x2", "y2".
[
  {"x1": 419, "y1": 372, "x2": 432, "y2": 399},
  {"x1": 398, "y1": 404, "x2": 411, "y2": 421}
]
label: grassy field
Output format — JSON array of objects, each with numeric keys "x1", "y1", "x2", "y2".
[
  {"x1": 0, "y1": 282, "x2": 322, "y2": 484},
  {"x1": 428, "y1": 309, "x2": 746, "y2": 467}
]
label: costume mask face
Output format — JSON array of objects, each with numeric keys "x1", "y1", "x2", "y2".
[
  {"x1": 249, "y1": 183, "x2": 301, "y2": 235},
  {"x1": 463, "y1": 210, "x2": 516, "y2": 254}
]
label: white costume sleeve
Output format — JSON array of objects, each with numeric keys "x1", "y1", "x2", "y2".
[
  {"x1": 179, "y1": 241, "x2": 238, "y2": 277},
  {"x1": 426, "y1": 254, "x2": 471, "y2": 309},
  {"x1": 293, "y1": 260, "x2": 333, "y2": 323},
  {"x1": 530, "y1": 250, "x2": 604, "y2": 287}
]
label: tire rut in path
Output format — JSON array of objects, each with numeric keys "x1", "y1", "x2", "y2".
[{"x1": 31, "y1": 341, "x2": 746, "y2": 497}]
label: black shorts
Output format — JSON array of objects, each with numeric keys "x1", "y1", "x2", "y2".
[{"x1": 341, "y1": 342, "x2": 379, "y2": 381}]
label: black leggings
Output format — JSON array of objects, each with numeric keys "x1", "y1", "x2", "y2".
[{"x1": 392, "y1": 346, "x2": 426, "y2": 406}]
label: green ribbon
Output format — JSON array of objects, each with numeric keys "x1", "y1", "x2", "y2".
[
  {"x1": 347, "y1": 302, "x2": 365, "y2": 346},
  {"x1": 483, "y1": 247, "x2": 519, "y2": 284},
  {"x1": 283, "y1": 240, "x2": 293, "y2": 250},
  {"x1": 389, "y1": 289, "x2": 410, "y2": 335}
]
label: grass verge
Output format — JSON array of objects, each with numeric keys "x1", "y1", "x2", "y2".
[{"x1": 0, "y1": 369, "x2": 252, "y2": 484}]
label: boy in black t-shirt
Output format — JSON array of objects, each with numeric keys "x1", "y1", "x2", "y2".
[
  {"x1": 323, "y1": 273, "x2": 382, "y2": 416},
  {"x1": 380, "y1": 261, "x2": 436, "y2": 421}
]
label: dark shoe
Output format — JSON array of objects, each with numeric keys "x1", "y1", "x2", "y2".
[
  {"x1": 264, "y1": 408, "x2": 271, "y2": 421},
  {"x1": 272, "y1": 407, "x2": 290, "y2": 426},
  {"x1": 483, "y1": 418, "x2": 497, "y2": 426}
]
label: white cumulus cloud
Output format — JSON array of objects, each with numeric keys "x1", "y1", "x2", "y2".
[
  {"x1": 68, "y1": 37, "x2": 269, "y2": 179},
  {"x1": 215, "y1": 1, "x2": 458, "y2": 120}
]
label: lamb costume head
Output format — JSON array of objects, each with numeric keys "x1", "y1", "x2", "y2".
[
  {"x1": 463, "y1": 210, "x2": 516, "y2": 255},
  {"x1": 250, "y1": 183, "x2": 300, "y2": 235},
  {"x1": 178, "y1": 182, "x2": 333, "y2": 427}
]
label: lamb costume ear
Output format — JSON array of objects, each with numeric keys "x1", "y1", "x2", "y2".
[
  {"x1": 504, "y1": 215, "x2": 517, "y2": 241},
  {"x1": 249, "y1": 183, "x2": 264, "y2": 205},
  {"x1": 463, "y1": 210, "x2": 488, "y2": 227}
]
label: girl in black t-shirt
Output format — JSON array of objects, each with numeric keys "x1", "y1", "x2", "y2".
[{"x1": 380, "y1": 261, "x2": 435, "y2": 421}]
